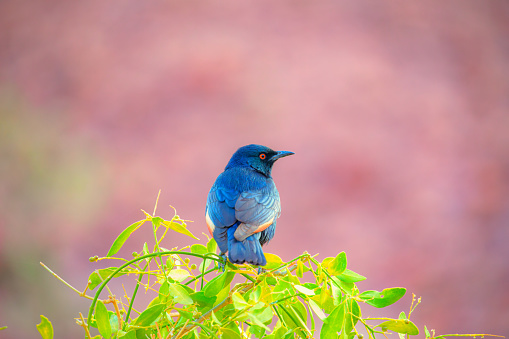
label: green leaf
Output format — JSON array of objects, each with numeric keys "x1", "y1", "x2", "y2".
[
  {"x1": 296, "y1": 260, "x2": 305, "y2": 278},
  {"x1": 337, "y1": 269, "x2": 366, "y2": 283},
  {"x1": 204, "y1": 271, "x2": 235, "y2": 298},
  {"x1": 359, "y1": 287, "x2": 406, "y2": 308},
  {"x1": 291, "y1": 301, "x2": 308, "y2": 324},
  {"x1": 95, "y1": 301, "x2": 112, "y2": 339},
  {"x1": 36, "y1": 315, "x2": 53, "y2": 339},
  {"x1": 133, "y1": 303, "x2": 165, "y2": 326},
  {"x1": 191, "y1": 291, "x2": 217, "y2": 310},
  {"x1": 107, "y1": 220, "x2": 144, "y2": 257},
  {"x1": 88, "y1": 267, "x2": 127, "y2": 290},
  {"x1": 321, "y1": 303, "x2": 345, "y2": 338},
  {"x1": 308, "y1": 299, "x2": 326, "y2": 321},
  {"x1": 168, "y1": 283, "x2": 193, "y2": 305},
  {"x1": 277, "y1": 304, "x2": 310, "y2": 338},
  {"x1": 329, "y1": 252, "x2": 347, "y2": 276},
  {"x1": 294, "y1": 284, "x2": 315, "y2": 296},
  {"x1": 211, "y1": 310, "x2": 222, "y2": 325},
  {"x1": 192, "y1": 244, "x2": 212, "y2": 270},
  {"x1": 159, "y1": 281, "x2": 169, "y2": 303},
  {"x1": 108, "y1": 312, "x2": 119, "y2": 334},
  {"x1": 264, "y1": 253, "x2": 284, "y2": 269},
  {"x1": 344, "y1": 299, "x2": 361, "y2": 334},
  {"x1": 321, "y1": 257, "x2": 334, "y2": 268},
  {"x1": 162, "y1": 220, "x2": 199, "y2": 240},
  {"x1": 191, "y1": 244, "x2": 208, "y2": 255},
  {"x1": 169, "y1": 268, "x2": 190, "y2": 282},
  {"x1": 249, "y1": 285, "x2": 262, "y2": 304},
  {"x1": 377, "y1": 319, "x2": 419, "y2": 335},
  {"x1": 425, "y1": 325, "x2": 431, "y2": 338},
  {"x1": 220, "y1": 328, "x2": 240, "y2": 339},
  {"x1": 206, "y1": 237, "x2": 217, "y2": 253},
  {"x1": 232, "y1": 292, "x2": 249, "y2": 310},
  {"x1": 251, "y1": 304, "x2": 273, "y2": 324},
  {"x1": 117, "y1": 330, "x2": 136, "y2": 339},
  {"x1": 248, "y1": 312, "x2": 271, "y2": 332}
]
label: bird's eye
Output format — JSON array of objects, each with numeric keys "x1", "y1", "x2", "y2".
[{"x1": 259, "y1": 153, "x2": 266, "y2": 160}]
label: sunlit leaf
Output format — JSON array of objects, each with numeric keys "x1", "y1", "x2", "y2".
[
  {"x1": 321, "y1": 257, "x2": 334, "y2": 268},
  {"x1": 203, "y1": 272, "x2": 227, "y2": 297},
  {"x1": 321, "y1": 303, "x2": 345, "y2": 339},
  {"x1": 308, "y1": 299, "x2": 326, "y2": 321},
  {"x1": 377, "y1": 319, "x2": 419, "y2": 335},
  {"x1": 425, "y1": 325, "x2": 431, "y2": 338},
  {"x1": 251, "y1": 304, "x2": 273, "y2": 324},
  {"x1": 95, "y1": 301, "x2": 111, "y2": 339},
  {"x1": 88, "y1": 267, "x2": 127, "y2": 290},
  {"x1": 221, "y1": 328, "x2": 240, "y2": 339},
  {"x1": 106, "y1": 220, "x2": 144, "y2": 257},
  {"x1": 232, "y1": 292, "x2": 249, "y2": 310},
  {"x1": 169, "y1": 268, "x2": 190, "y2": 282},
  {"x1": 329, "y1": 252, "x2": 347, "y2": 276},
  {"x1": 191, "y1": 244, "x2": 208, "y2": 255},
  {"x1": 133, "y1": 303, "x2": 165, "y2": 326},
  {"x1": 207, "y1": 238, "x2": 217, "y2": 254},
  {"x1": 359, "y1": 288, "x2": 406, "y2": 308},
  {"x1": 248, "y1": 312, "x2": 271, "y2": 331},
  {"x1": 162, "y1": 220, "x2": 199, "y2": 240},
  {"x1": 36, "y1": 315, "x2": 53, "y2": 339},
  {"x1": 337, "y1": 269, "x2": 366, "y2": 283},
  {"x1": 263, "y1": 253, "x2": 284, "y2": 269},
  {"x1": 294, "y1": 284, "x2": 315, "y2": 296},
  {"x1": 168, "y1": 283, "x2": 193, "y2": 305}
]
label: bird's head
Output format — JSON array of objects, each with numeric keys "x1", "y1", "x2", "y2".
[{"x1": 225, "y1": 144, "x2": 294, "y2": 177}]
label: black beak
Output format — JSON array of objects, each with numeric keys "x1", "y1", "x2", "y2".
[{"x1": 272, "y1": 150, "x2": 295, "y2": 161}]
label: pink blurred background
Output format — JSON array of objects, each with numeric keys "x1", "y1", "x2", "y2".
[{"x1": 1, "y1": 1, "x2": 509, "y2": 338}]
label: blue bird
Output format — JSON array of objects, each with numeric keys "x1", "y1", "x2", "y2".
[{"x1": 206, "y1": 144, "x2": 294, "y2": 266}]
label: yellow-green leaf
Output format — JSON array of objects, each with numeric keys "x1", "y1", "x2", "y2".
[
  {"x1": 162, "y1": 220, "x2": 199, "y2": 240},
  {"x1": 329, "y1": 252, "x2": 347, "y2": 276},
  {"x1": 95, "y1": 301, "x2": 111, "y2": 339},
  {"x1": 133, "y1": 303, "x2": 165, "y2": 326},
  {"x1": 232, "y1": 292, "x2": 249, "y2": 310},
  {"x1": 294, "y1": 284, "x2": 315, "y2": 296},
  {"x1": 191, "y1": 244, "x2": 208, "y2": 255},
  {"x1": 106, "y1": 220, "x2": 144, "y2": 257},
  {"x1": 377, "y1": 319, "x2": 419, "y2": 335},
  {"x1": 168, "y1": 269, "x2": 190, "y2": 282},
  {"x1": 168, "y1": 283, "x2": 193, "y2": 305},
  {"x1": 264, "y1": 253, "x2": 284, "y2": 269},
  {"x1": 36, "y1": 315, "x2": 53, "y2": 339},
  {"x1": 207, "y1": 238, "x2": 217, "y2": 253},
  {"x1": 359, "y1": 287, "x2": 406, "y2": 308},
  {"x1": 308, "y1": 300, "x2": 326, "y2": 321}
]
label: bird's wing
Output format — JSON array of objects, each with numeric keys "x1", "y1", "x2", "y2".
[
  {"x1": 206, "y1": 185, "x2": 239, "y2": 233},
  {"x1": 234, "y1": 188, "x2": 281, "y2": 241}
]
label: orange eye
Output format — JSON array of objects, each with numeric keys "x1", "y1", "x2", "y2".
[{"x1": 259, "y1": 153, "x2": 266, "y2": 160}]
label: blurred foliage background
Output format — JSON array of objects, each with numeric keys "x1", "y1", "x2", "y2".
[{"x1": 1, "y1": 1, "x2": 508, "y2": 338}]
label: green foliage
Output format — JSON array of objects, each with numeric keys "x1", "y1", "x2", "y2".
[
  {"x1": 36, "y1": 315, "x2": 53, "y2": 339},
  {"x1": 38, "y1": 201, "x2": 503, "y2": 339}
]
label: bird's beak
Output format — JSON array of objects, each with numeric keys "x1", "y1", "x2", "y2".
[{"x1": 272, "y1": 150, "x2": 295, "y2": 161}]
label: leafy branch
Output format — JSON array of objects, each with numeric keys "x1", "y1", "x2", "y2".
[{"x1": 36, "y1": 196, "x2": 504, "y2": 339}]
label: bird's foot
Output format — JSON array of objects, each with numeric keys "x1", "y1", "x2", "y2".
[
  {"x1": 217, "y1": 253, "x2": 227, "y2": 272},
  {"x1": 257, "y1": 267, "x2": 267, "y2": 275}
]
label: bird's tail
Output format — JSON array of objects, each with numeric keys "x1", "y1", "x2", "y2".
[{"x1": 227, "y1": 225, "x2": 266, "y2": 266}]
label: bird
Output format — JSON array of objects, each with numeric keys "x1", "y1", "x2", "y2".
[{"x1": 205, "y1": 144, "x2": 294, "y2": 266}]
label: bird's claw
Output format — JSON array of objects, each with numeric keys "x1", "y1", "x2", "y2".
[{"x1": 217, "y1": 253, "x2": 227, "y2": 272}]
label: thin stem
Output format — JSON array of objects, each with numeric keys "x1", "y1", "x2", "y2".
[
  {"x1": 123, "y1": 262, "x2": 148, "y2": 330},
  {"x1": 40, "y1": 262, "x2": 93, "y2": 299}
]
